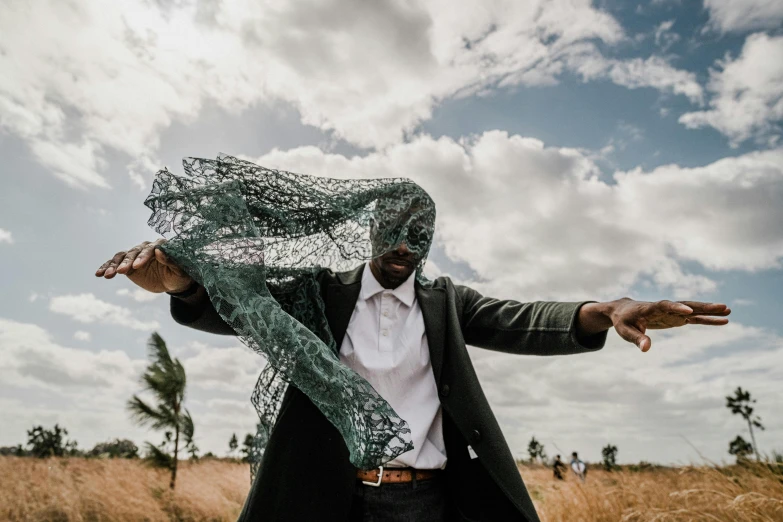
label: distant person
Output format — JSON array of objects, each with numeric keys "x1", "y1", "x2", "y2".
[
  {"x1": 553, "y1": 455, "x2": 566, "y2": 480},
  {"x1": 97, "y1": 159, "x2": 731, "y2": 522},
  {"x1": 571, "y1": 452, "x2": 587, "y2": 483}
]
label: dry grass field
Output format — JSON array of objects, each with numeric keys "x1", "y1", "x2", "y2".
[
  {"x1": 1, "y1": 456, "x2": 781, "y2": 521},
  {"x1": 520, "y1": 463, "x2": 783, "y2": 521}
]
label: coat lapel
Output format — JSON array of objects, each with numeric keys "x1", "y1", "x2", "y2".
[
  {"x1": 325, "y1": 264, "x2": 363, "y2": 354},
  {"x1": 416, "y1": 283, "x2": 447, "y2": 387}
]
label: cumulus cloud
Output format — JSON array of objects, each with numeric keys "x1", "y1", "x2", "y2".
[
  {"x1": 116, "y1": 288, "x2": 161, "y2": 303},
  {"x1": 704, "y1": 0, "x2": 783, "y2": 33},
  {"x1": 73, "y1": 330, "x2": 92, "y2": 342},
  {"x1": 565, "y1": 45, "x2": 703, "y2": 104},
  {"x1": 0, "y1": 319, "x2": 139, "y2": 392},
  {"x1": 184, "y1": 344, "x2": 263, "y2": 393},
  {"x1": 0, "y1": 318, "x2": 260, "y2": 456},
  {"x1": 470, "y1": 322, "x2": 783, "y2": 463},
  {"x1": 653, "y1": 20, "x2": 680, "y2": 51},
  {"x1": 49, "y1": 293, "x2": 160, "y2": 331},
  {"x1": 0, "y1": 228, "x2": 13, "y2": 244},
  {"x1": 680, "y1": 33, "x2": 783, "y2": 147},
  {"x1": 0, "y1": 0, "x2": 705, "y2": 189},
  {"x1": 254, "y1": 133, "x2": 783, "y2": 301}
]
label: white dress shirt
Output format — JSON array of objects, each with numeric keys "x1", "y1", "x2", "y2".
[{"x1": 339, "y1": 262, "x2": 447, "y2": 469}]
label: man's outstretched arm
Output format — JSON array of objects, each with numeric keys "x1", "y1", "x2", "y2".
[
  {"x1": 576, "y1": 298, "x2": 730, "y2": 352},
  {"x1": 456, "y1": 285, "x2": 730, "y2": 355}
]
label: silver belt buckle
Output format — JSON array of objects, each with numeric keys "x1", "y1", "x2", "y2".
[{"x1": 362, "y1": 465, "x2": 384, "y2": 487}]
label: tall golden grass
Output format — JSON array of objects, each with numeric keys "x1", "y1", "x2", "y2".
[
  {"x1": 1, "y1": 456, "x2": 781, "y2": 521},
  {"x1": 0, "y1": 456, "x2": 248, "y2": 522},
  {"x1": 522, "y1": 462, "x2": 783, "y2": 521}
]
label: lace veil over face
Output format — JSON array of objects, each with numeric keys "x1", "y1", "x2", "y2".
[{"x1": 144, "y1": 154, "x2": 436, "y2": 471}]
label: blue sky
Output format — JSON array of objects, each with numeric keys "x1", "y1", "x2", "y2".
[{"x1": 0, "y1": 0, "x2": 781, "y2": 465}]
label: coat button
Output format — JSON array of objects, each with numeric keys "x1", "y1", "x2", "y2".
[
  {"x1": 440, "y1": 384, "x2": 450, "y2": 397},
  {"x1": 471, "y1": 429, "x2": 481, "y2": 444}
]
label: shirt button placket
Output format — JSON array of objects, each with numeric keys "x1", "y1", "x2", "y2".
[{"x1": 380, "y1": 292, "x2": 392, "y2": 351}]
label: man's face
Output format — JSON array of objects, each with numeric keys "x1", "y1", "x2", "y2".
[
  {"x1": 367, "y1": 194, "x2": 433, "y2": 288},
  {"x1": 369, "y1": 241, "x2": 417, "y2": 288}
]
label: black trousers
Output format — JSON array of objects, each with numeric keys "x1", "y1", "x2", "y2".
[{"x1": 348, "y1": 475, "x2": 447, "y2": 522}]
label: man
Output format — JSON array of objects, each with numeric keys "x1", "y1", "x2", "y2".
[
  {"x1": 570, "y1": 452, "x2": 587, "y2": 483},
  {"x1": 553, "y1": 455, "x2": 566, "y2": 481},
  {"x1": 97, "y1": 236, "x2": 729, "y2": 521}
]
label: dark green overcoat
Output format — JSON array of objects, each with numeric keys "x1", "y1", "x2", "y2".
[{"x1": 170, "y1": 264, "x2": 607, "y2": 521}]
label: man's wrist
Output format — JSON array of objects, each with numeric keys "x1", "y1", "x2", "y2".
[
  {"x1": 166, "y1": 280, "x2": 199, "y2": 298},
  {"x1": 577, "y1": 301, "x2": 616, "y2": 336}
]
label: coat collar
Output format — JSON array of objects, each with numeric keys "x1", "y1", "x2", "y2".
[{"x1": 327, "y1": 263, "x2": 446, "y2": 386}]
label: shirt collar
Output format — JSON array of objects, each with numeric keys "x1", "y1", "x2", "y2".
[{"x1": 360, "y1": 261, "x2": 416, "y2": 307}]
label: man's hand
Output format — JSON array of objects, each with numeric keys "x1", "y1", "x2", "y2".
[
  {"x1": 95, "y1": 239, "x2": 194, "y2": 294},
  {"x1": 578, "y1": 298, "x2": 731, "y2": 352}
]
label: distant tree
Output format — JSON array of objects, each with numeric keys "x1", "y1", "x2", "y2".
[
  {"x1": 88, "y1": 439, "x2": 139, "y2": 459},
  {"x1": 527, "y1": 437, "x2": 547, "y2": 464},
  {"x1": 728, "y1": 435, "x2": 754, "y2": 461},
  {"x1": 241, "y1": 433, "x2": 255, "y2": 463},
  {"x1": 128, "y1": 332, "x2": 196, "y2": 489},
  {"x1": 187, "y1": 440, "x2": 200, "y2": 460},
  {"x1": 601, "y1": 444, "x2": 618, "y2": 471},
  {"x1": 0, "y1": 445, "x2": 27, "y2": 456},
  {"x1": 726, "y1": 387, "x2": 765, "y2": 461},
  {"x1": 229, "y1": 433, "x2": 238, "y2": 457},
  {"x1": 26, "y1": 425, "x2": 78, "y2": 458}
]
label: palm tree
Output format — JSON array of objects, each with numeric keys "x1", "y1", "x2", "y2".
[
  {"x1": 726, "y1": 387, "x2": 765, "y2": 461},
  {"x1": 526, "y1": 436, "x2": 547, "y2": 464},
  {"x1": 128, "y1": 332, "x2": 195, "y2": 489},
  {"x1": 601, "y1": 444, "x2": 618, "y2": 471}
]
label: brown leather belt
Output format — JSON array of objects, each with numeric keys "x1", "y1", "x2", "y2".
[{"x1": 356, "y1": 466, "x2": 439, "y2": 487}]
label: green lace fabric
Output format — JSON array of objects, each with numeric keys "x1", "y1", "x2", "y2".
[{"x1": 144, "y1": 154, "x2": 436, "y2": 470}]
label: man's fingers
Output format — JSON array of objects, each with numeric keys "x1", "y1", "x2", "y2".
[
  {"x1": 128, "y1": 243, "x2": 157, "y2": 271},
  {"x1": 95, "y1": 258, "x2": 114, "y2": 276},
  {"x1": 154, "y1": 248, "x2": 184, "y2": 275},
  {"x1": 678, "y1": 301, "x2": 730, "y2": 315},
  {"x1": 658, "y1": 300, "x2": 693, "y2": 315},
  {"x1": 116, "y1": 244, "x2": 148, "y2": 275},
  {"x1": 132, "y1": 239, "x2": 165, "y2": 269},
  {"x1": 98, "y1": 251, "x2": 128, "y2": 279},
  {"x1": 616, "y1": 322, "x2": 652, "y2": 352},
  {"x1": 683, "y1": 315, "x2": 730, "y2": 326}
]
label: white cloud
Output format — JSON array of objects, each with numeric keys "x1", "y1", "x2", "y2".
[
  {"x1": 184, "y1": 344, "x2": 263, "y2": 393},
  {"x1": 653, "y1": 19, "x2": 680, "y2": 51},
  {"x1": 28, "y1": 293, "x2": 38, "y2": 303},
  {"x1": 0, "y1": 0, "x2": 705, "y2": 189},
  {"x1": 73, "y1": 330, "x2": 92, "y2": 341},
  {"x1": 565, "y1": 45, "x2": 703, "y2": 104},
  {"x1": 116, "y1": 288, "x2": 160, "y2": 303},
  {"x1": 0, "y1": 318, "x2": 139, "y2": 392},
  {"x1": 470, "y1": 321, "x2": 783, "y2": 464},
  {"x1": 0, "y1": 318, "x2": 258, "y2": 456},
  {"x1": 49, "y1": 293, "x2": 160, "y2": 331},
  {"x1": 680, "y1": 33, "x2": 783, "y2": 147},
  {"x1": 704, "y1": 0, "x2": 783, "y2": 33},
  {"x1": 255, "y1": 133, "x2": 783, "y2": 301},
  {"x1": 0, "y1": 228, "x2": 13, "y2": 244}
]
